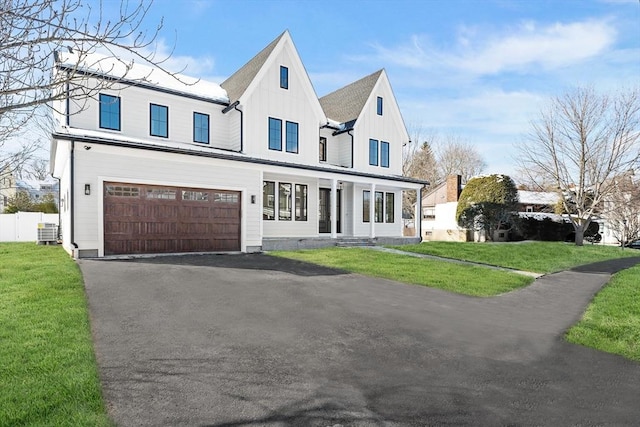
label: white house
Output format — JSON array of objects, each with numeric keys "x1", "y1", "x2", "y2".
[{"x1": 50, "y1": 31, "x2": 426, "y2": 258}]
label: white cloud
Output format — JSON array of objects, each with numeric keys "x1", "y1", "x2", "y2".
[{"x1": 368, "y1": 18, "x2": 617, "y2": 76}]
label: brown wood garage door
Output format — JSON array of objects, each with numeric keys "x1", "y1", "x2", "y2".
[{"x1": 104, "y1": 182, "x2": 241, "y2": 255}]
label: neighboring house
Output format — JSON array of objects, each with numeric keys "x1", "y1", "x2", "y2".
[
  {"x1": 50, "y1": 31, "x2": 426, "y2": 258},
  {"x1": 517, "y1": 190, "x2": 559, "y2": 214},
  {"x1": 0, "y1": 165, "x2": 59, "y2": 212},
  {"x1": 421, "y1": 178, "x2": 567, "y2": 242},
  {"x1": 421, "y1": 175, "x2": 472, "y2": 242}
]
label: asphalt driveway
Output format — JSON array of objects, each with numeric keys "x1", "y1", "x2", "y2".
[{"x1": 79, "y1": 254, "x2": 640, "y2": 426}]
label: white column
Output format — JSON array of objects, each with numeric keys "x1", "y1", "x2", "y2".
[
  {"x1": 330, "y1": 179, "x2": 337, "y2": 239},
  {"x1": 415, "y1": 187, "x2": 422, "y2": 240},
  {"x1": 369, "y1": 183, "x2": 376, "y2": 239}
]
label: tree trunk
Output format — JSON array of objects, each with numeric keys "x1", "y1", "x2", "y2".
[{"x1": 575, "y1": 226, "x2": 585, "y2": 246}]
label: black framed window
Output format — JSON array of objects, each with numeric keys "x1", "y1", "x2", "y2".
[
  {"x1": 380, "y1": 141, "x2": 390, "y2": 168},
  {"x1": 369, "y1": 139, "x2": 378, "y2": 166},
  {"x1": 285, "y1": 121, "x2": 298, "y2": 153},
  {"x1": 193, "y1": 112, "x2": 209, "y2": 144},
  {"x1": 295, "y1": 184, "x2": 307, "y2": 221},
  {"x1": 280, "y1": 66, "x2": 289, "y2": 89},
  {"x1": 319, "y1": 137, "x2": 327, "y2": 162},
  {"x1": 363, "y1": 190, "x2": 370, "y2": 223},
  {"x1": 377, "y1": 96, "x2": 383, "y2": 115},
  {"x1": 375, "y1": 191, "x2": 384, "y2": 223},
  {"x1": 99, "y1": 94, "x2": 120, "y2": 130},
  {"x1": 385, "y1": 192, "x2": 394, "y2": 223},
  {"x1": 150, "y1": 104, "x2": 168, "y2": 138},
  {"x1": 279, "y1": 183, "x2": 292, "y2": 221},
  {"x1": 263, "y1": 181, "x2": 275, "y2": 220},
  {"x1": 268, "y1": 117, "x2": 282, "y2": 150}
]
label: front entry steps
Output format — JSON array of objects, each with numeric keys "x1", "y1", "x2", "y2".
[{"x1": 335, "y1": 238, "x2": 376, "y2": 247}]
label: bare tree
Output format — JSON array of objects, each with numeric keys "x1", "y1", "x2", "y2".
[
  {"x1": 435, "y1": 135, "x2": 487, "y2": 184},
  {"x1": 402, "y1": 126, "x2": 438, "y2": 218},
  {"x1": 518, "y1": 86, "x2": 640, "y2": 245},
  {"x1": 23, "y1": 158, "x2": 50, "y2": 180},
  {"x1": 603, "y1": 171, "x2": 640, "y2": 245},
  {"x1": 1, "y1": 0, "x2": 177, "y2": 174}
]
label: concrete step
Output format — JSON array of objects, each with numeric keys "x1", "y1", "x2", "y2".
[{"x1": 335, "y1": 239, "x2": 376, "y2": 247}]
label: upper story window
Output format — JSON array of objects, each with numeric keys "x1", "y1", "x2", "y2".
[
  {"x1": 377, "y1": 96, "x2": 383, "y2": 115},
  {"x1": 268, "y1": 117, "x2": 282, "y2": 150},
  {"x1": 193, "y1": 112, "x2": 209, "y2": 144},
  {"x1": 280, "y1": 66, "x2": 289, "y2": 89},
  {"x1": 286, "y1": 121, "x2": 298, "y2": 153},
  {"x1": 150, "y1": 104, "x2": 168, "y2": 138},
  {"x1": 369, "y1": 139, "x2": 379, "y2": 166},
  {"x1": 319, "y1": 137, "x2": 327, "y2": 162},
  {"x1": 99, "y1": 94, "x2": 121, "y2": 131},
  {"x1": 380, "y1": 141, "x2": 390, "y2": 168}
]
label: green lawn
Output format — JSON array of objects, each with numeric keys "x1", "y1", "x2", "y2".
[
  {"x1": 566, "y1": 264, "x2": 640, "y2": 362},
  {"x1": 0, "y1": 243, "x2": 111, "y2": 427},
  {"x1": 390, "y1": 241, "x2": 636, "y2": 273},
  {"x1": 270, "y1": 247, "x2": 533, "y2": 296}
]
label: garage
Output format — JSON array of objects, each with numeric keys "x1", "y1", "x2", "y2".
[{"x1": 103, "y1": 182, "x2": 241, "y2": 255}]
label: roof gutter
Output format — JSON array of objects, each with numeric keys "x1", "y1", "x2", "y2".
[
  {"x1": 347, "y1": 129, "x2": 354, "y2": 169},
  {"x1": 70, "y1": 140, "x2": 79, "y2": 256},
  {"x1": 52, "y1": 132, "x2": 429, "y2": 186},
  {"x1": 222, "y1": 100, "x2": 243, "y2": 153}
]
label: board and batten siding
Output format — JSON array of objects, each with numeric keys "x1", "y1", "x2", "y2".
[
  {"x1": 241, "y1": 46, "x2": 324, "y2": 166},
  {"x1": 71, "y1": 143, "x2": 261, "y2": 255},
  {"x1": 352, "y1": 80, "x2": 406, "y2": 176},
  {"x1": 67, "y1": 77, "x2": 234, "y2": 150}
]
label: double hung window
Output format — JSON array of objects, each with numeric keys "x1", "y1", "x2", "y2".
[
  {"x1": 268, "y1": 118, "x2": 282, "y2": 150},
  {"x1": 99, "y1": 94, "x2": 121, "y2": 130},
  {"x1": 193, "y1": 112, "x2": 209, "y2": 144},
  {"x1": 150, "y1": 104, "x2": 168, "y2": 138}
]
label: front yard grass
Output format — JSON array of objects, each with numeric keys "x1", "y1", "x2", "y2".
[
  {"x1": 390, "y1": 241, "x2": 636, "y2": 273},
  {"x1": 566, "y1": 264, "x2": 640, "y2": 362},
  {"x1": 0, "y1": 243, "x2": 111, "y2": 427},
  {"x1": 270, "y1": 247, "x2": 533, "y2": 297}
]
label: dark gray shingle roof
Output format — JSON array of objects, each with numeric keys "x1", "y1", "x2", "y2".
[
  {"x1": 319, "y1": 69, "x2": 383, "y2": 124},
  {"x1": 221, "y1": 31, "x2": 286, "y2": 103}
]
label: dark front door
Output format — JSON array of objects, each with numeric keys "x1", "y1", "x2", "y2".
[{"x1": 318, "y1": 188, "x2": 341, "y2": 234}]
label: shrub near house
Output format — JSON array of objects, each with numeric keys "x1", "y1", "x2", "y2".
[{"x1": 456, "y1": 174, "x2": 519, "y2": 241}]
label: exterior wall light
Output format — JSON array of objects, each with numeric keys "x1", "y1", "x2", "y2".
[{"x1": 84, "y1": 184, "x2": 91, "y2": 195}]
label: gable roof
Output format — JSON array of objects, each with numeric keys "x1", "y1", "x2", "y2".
[
  {"x1": 319, "y1": 70, "x2": 383, "y2": 124},
  {"x1": 221, "y1": 31, "x2": 286, "y2": 103}
]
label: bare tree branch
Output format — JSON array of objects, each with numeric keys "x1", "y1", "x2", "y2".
[
  {"x1": 1, "y1": 0, "x2": 181, "y2": 173},
  {"x1": 517, "y1": 86, "x2": 640, "y2": 245}
]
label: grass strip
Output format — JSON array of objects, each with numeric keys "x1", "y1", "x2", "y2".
[
  {"x1": 389, "y1": 241, "x2": 636, "y2": 273},
  {"x1": 270, "y1": 247, "x2": 533, "y2": 297},
  {"x1": 566, "y1": 264, "x2": 640, "y2": 362},
  {"x1": 0, "y1": 243, "x2": 112, "y2": 427}
]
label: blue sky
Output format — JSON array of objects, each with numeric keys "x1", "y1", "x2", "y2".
[{"x1": 110, "y1": 0, "x2": 639, "y2": 177}]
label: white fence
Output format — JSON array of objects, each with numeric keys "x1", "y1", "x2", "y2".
[{"x1": 0, "y1": 212, "x2": 59, "y2": 242}]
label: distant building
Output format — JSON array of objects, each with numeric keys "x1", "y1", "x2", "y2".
[{"x1": 0, "y1": 165, "x2": 59, "y2": 212}]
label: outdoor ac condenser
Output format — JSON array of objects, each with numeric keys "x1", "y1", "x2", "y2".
[{"x1": 37, "y1": 223, "x2": 58, "y2": 245}]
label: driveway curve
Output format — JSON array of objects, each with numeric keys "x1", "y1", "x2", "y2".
[{"x1": 79, "y1": 254, "x2": 640, "y2": 426}]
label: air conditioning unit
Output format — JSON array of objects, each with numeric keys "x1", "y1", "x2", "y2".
[{"x1": 37, "y1": 223, "x2": 58, "y2": 245}]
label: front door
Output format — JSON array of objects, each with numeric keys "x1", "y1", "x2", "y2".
[{"x1": 319, "y1": 188, "x2": 341, "y2": 234}]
